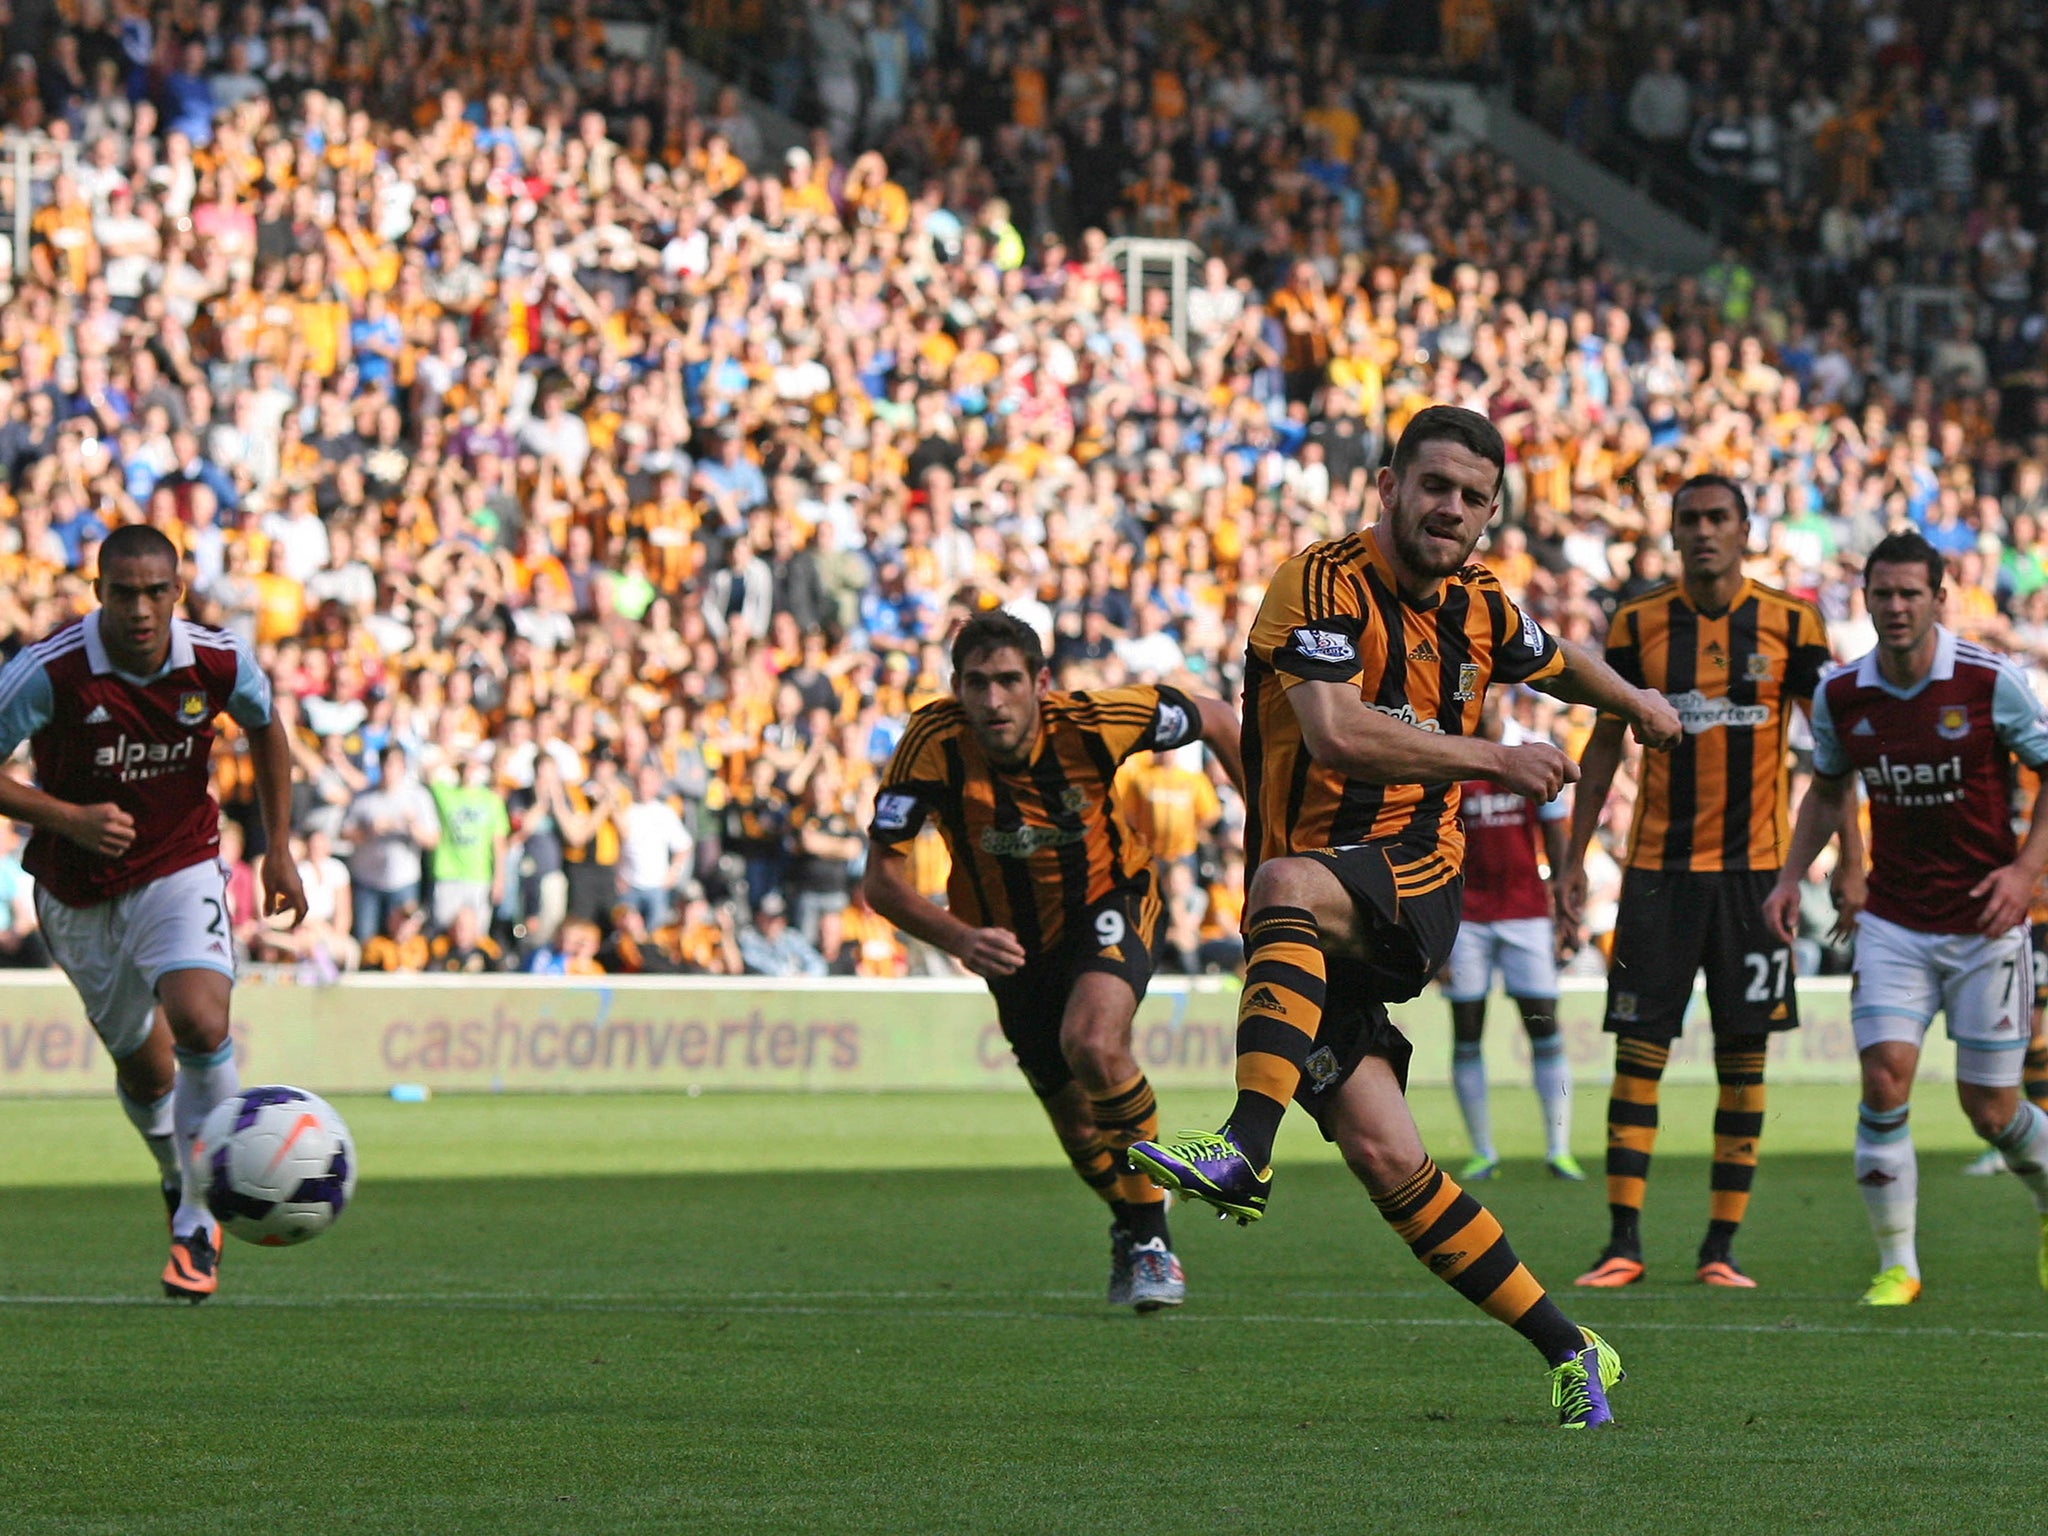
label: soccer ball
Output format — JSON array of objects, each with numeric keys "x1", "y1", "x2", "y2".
[{"x1": 195, "y1": 1086, "x2": 356, "y2": 1247}]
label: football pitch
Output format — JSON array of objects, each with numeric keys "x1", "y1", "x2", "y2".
[{"x1": 1, "y1": 1084, "x2": 2042, "y2": 1535}]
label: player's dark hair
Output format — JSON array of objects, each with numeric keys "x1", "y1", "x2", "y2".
[
  {"x1": 951, "y1": 610, "x2": 1046, "y2": 678},
  {"x1": 1672, "y1": 473, "x2": 1749, "y2": 518},
  {"x1": 1864, "y1": 530, "x2": 1945, "y2": 591},
  {"x1": 1389, "y1": 405, "x2": 1506, "y2": 486},
  {"x1": 97, "y1": 523, "x2": 179, "y2": 573}
]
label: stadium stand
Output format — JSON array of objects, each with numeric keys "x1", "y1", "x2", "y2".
[{"x1": 0, "y1": 0, "x2": 2032, "y2": 983}]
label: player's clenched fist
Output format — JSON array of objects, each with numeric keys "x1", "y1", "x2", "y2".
[
  {"x1": 957, "y1": 926, "x2": 1029, "y2": 978},
  {"x1": 1491, "y1": 741, "x2": 1579, "y2": 805},
  {"x1": 62, "y1": 802, "x2": 135, "y2": 858},
  {"x1": 260, "y1": 843, "x2": 309, "y2": 929},
  {"x1": 1628, "y1": 691, "x2": 1683, "y2": 751}
]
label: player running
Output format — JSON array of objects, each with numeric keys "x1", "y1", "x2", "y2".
[
  {"x1": 863, "y1": 611, "x2": 1243, "y2": 1312},
  {"x1": 1763, "y1": 531, "x2": 2048, "y2": 1304},
  {"x1": 1130, "y1": 407, "x2": 1680, "y2": 1427},
  {"x1": 1561, "y1": 474, "x2": 1844, "y2": 1291},
  {"x1": 0, "y1": 525, "x2": 305, "y2": 1302},
  {"x1": 1443, "y1": 694, "x2": 1580, "y2": 1182}
]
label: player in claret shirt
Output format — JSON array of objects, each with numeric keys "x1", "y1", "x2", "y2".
[
  {"x1": 1765, "y1": 531, "x2": 2048, "y2": 1305},
  {"x1": 1443, "y1": 694, "x2": 1580, "y2": 1183},
  {"x1": 0, "y1": 526, "x2": 305, "y2": 1302}
]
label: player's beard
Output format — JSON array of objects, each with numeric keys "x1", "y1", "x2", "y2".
[{"x1": 1390, "y1": 499, "x2": 1479, "y2": 580}]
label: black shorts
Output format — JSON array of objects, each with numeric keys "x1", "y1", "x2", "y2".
[
  {"x1": 1605, "y1": 868, "x2": 1798, "y2": 1040},
  {"x1": 2032, "y1": 922, "x2": 2048, "y2": 1011},
  {"x1": 1289, "y1": 842, "x2": 1463, "y2": 1138},
  {"x1": 986, "y1": 876, "x2": 1157, "y2": 1097}
]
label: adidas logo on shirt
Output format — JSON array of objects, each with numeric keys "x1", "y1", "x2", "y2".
[
  {"x1": 1408, "y1": 641, "x2": 1439, "y2": 662},
  {"x1": 84, "y1": 705, "x2": 111, "y2": 725},
  {"x1": 1851, "y1": 718, "x2": 1876, "y2": 736},
  {"x1": 1241, "y1": 985, "x2": 1286, "y2": 1014}
]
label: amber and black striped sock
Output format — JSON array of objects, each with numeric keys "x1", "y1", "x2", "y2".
[
  {"x1": 1702, "y1": 1036, "x2": 1768, "y2": 1263},
  {"x1": 1224, "y1": 906, "x2": 1327, "y2": 1169},
  {"x1": 1373, "y1": 1157, "x2": 1587, "y2": 1365},
  {"x1": 1066, "y1": 1131, "x2": 1119, "y2": 1201},
  {"x1": 2026, "y1": 1041, "x2": 2048, "y2": 1109},
  {"x1": 1604, "y1": 1036, "x2": 1671, "y2": 1256},
  {"x1": 1091, "y1": 1073, "x2": 1169, "y2": 1244}
]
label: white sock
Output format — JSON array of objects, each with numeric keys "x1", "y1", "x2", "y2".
[
  {"x1": 1855, "y1": 1102, "x2": 1919, "y2": 1280},
  {"x1": 172, "y1": 1039, "x2": 238, "y2": 1239},
  {"x1": 1991, "y1": 1100, "x2": 2048, "y2": 1215},
  {"x1": 1452, "y1": 1040, "x2": 1495, "y2": 1163},
  {"x1": 116, "y1": 1084, "x2": 178, "y2": 1183},
  {"x1": 1531, "y1": 1032, "x2": 1572, "y2": 1161}
]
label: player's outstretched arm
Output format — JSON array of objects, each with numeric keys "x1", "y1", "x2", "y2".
[
  {"x1": 1193, "y1": 694, "x2": 1246, "y2": 795},
  {"x1": 1530, "y1": 640, "x2": 1681, "y2": 750},
  {"x1": 1763, "y1": 772, "x2": 1852, "y2": 944},
  {"x1": 861, "y1": 844, "x2": 1025, "y2": 978},
  {"x1": 1289, "y1": 679, "x2": 1575, "y2": 802},
  {"x1": 248, "y1": 713, "x2": 308, "y2": 929}
]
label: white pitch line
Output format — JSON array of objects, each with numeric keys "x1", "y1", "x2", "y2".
[{"x1": 2, "y1": 1291, "x2": 2046, "y2": 1341}]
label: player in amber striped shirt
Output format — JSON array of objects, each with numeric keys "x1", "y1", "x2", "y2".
[
  {"x1": 1561, "y1": 474, "x2": 1856, "y2": 1291},
  {"x1": 864, "y1": 611, "x2": 1243, "y2": 1312},
  {"x1": 1131, "y1": 407, "x2": 1680, "y2": 1427}
]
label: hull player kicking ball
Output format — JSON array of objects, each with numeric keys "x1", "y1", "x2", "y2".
[
  {"x1": 1763, "y1": 532, "x2": 2048, "y2": 1303},
  {"x1": 0, "y1": 526, "x2": 306, "y2": 1300},
  {"x1": 1130, "y1": 408, "x2": 1681, "y2": 1426},
  {"x1": 865, "y1": 611, "x2": 1243, "y2": 1311}
]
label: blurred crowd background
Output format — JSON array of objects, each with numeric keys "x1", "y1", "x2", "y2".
[{"x1": 0, "y1": 0, "x2": 2033, "y2": 979}]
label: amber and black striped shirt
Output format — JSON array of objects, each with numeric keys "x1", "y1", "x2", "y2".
[
  {"x1": 1244, "y1": 530, "x2": 1564, "y2": 893},
  {"x1": 1606, "y1": 578, "x2": 1830, "y2": 872},
  {"x1": 869, "y1": 684, "x2": 1202, "y2": 954}
]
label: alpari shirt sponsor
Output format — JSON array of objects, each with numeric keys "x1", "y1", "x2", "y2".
[
  {"x1": 0, "y1": 615, "x2": 273, "y2": 906},
  {"x1": 1458, "y1": 727, "x2": 1569, "y2": 925},
  {"x1": 1811, "y1": 627, "x2": 2048, "y2": 934},
  {"x1": 869, "y1": 684, "x2": 1201, "y2": 956},
  {"x1": 1243, "y1": 528, "x2": 1563, "y2": 896},
  {"x1": 1606, "y1": 579, "x2": 1831, "y2": 873}
]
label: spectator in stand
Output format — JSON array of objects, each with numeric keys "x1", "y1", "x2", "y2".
[
  {"x1": 344, "y1": 747, "x2": 440, "y2": 948},
  {"x1": 617, "y1": 763, "x2": 695, "y2": 929},
  {"x1": 1625, "y1": 46, "x2": 1692, "y2": 159},
  {"x1": 0, "y1": 820, "x2": 46, "y2": 968},
  {"x1": 738, "y1": 892, "x2": 827, "y2": 978},
  {"x1": 427, "y1": 904, "x2": 504, "y2": 973},
  {"x1": 362, "y1": 902, "x2": 431, "y2": 975},
  {"x1": 428, "y1": 755, "x2": 510, "y2": 933}
]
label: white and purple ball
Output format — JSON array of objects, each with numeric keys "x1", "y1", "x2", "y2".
[{"x1": 195, "y1": 1086, "x2": 356, "y2": 1247}]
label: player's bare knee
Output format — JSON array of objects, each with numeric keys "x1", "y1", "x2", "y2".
[
  {"x1": 1859, "y1": 1046, "x2": 1916, "y2": 1110},
  {"x1": 114, "y1": 1047, "x2": 172, "y2": 1103},
  {"x1": 1958, "y1": 1084, "x2": 2018, "y2": 1140},
  {"x1": 1334, "y1": 1124, "x2": 1413, "y2": 1191},
  {"x1": 1247, "y1": 858, "x2": 1351, "y2": 937},
  {"x1": 1060, "y1": 1017, "x2": 1135, "y2": 1090},
  {"x1": 156, "y1": 968, "x2": 232, "y2": 1051}
]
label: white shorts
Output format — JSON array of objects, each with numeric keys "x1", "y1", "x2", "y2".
[
  {"x1": 35, "y1": 860, "x2": 236, "y2": 1061},
  {"x1": 1851, "y1": 911, "x2": 2032, "y2": 1087},
  {"x1": 1444, "y1": 916, "x2": 1559, "y2": 1003}
]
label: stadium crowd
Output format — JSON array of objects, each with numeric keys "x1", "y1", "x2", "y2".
[{"x1": 0, "y1": 0, "x2": 2036, "y2": 980}]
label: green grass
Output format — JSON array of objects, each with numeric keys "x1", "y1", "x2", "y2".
[{"x1": 0, "y1": 1085, "x2": 2041, "y2": 1535}]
